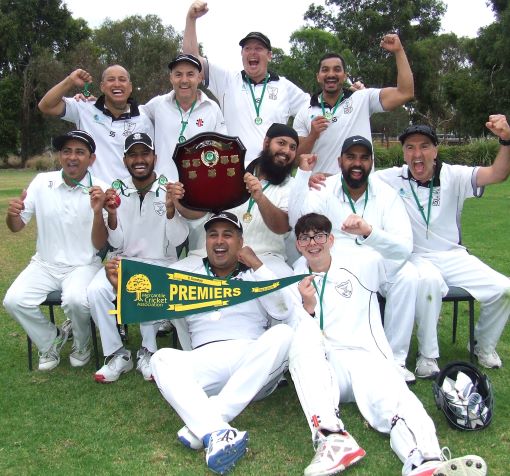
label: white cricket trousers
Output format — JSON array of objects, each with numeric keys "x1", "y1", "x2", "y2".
[
  {"x1": 86, "y1": 267, "x2": 158, "y2": 356},
  {"x1": 3, "y1": 258, "x2": 100, "y2": 352},
  {"x1": 289, "y1": 318, "x2": 442, "y2": 470},
  {"x1": 414, "y1": 249, "x2": 510, "y2": 353},
  {"x1": 151, "y1": 324, "x2": 293, "y2": 440}
]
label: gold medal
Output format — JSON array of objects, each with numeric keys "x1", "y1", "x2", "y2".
[
  {"x1": 324, "y1": 112, "x2": 333, "y2": 121},
  {"x1": 255, "y1": 117, "x2": 263, "y2": 125},
  {"x1": 243, "y1": 212, "x2": 252, "y2": 223}
]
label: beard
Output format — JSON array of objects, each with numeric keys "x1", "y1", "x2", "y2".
[
  {"x1": 128, "y1": 162, "x2": 155, "y2": 182},
  {"x1": 258, "y1": 148, "x2": 294, "y2": 185},
  {"x1": 341, "y1": 165, "x2": 369, "y2": 189}
]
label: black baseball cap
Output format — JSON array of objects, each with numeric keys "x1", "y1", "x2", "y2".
[
  {"x1": 266, "y1": 123, "x2": 299, "y2": 146},
  {"x1": 168, "y1": 53, "x2": 202, "y2": 72},
  {"x1": 204, "y1": 212, "x2": 243, "y2": 233},
  {"x1": 399, "y1": 124, "x2": 438, "y2": 146},
  {"x1": 341, "y1": 136, "x2": 373, "y2": 155},
  {"x1": 239, "y1": 32, "x2": 271, "y2": 51},
  {"x1": 53, "y1": 130, "x2": 96, "y2": 153},
  {"x1": 124, "y1": 133, "x2": 154, "y2": 153}
]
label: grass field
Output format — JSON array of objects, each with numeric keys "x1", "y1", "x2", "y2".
[{"x1": 0, "y1": 168, "x2": 509, "y2": 475}]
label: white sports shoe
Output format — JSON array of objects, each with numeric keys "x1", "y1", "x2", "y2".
[
  {"x1": 205, "y1": 428, "x2": 249, "y2": 474},
  {"x1": 136, "y1": 347, "x2": 153, "y2": 381},
  {"x1": 408, "y1": 455, "x2": 487, "y2": 476},
  {"x1": 470, "y1": 344, "x2": 502, "y2": 369},
  {"x1": 415, "y1": 356, "x2": 440, "y2": 379},
  {"x1": 177, "y1": 425, "x2": 204, "y2": 450},
  {"x1": 94, "y1": 352, "x2": 133, "y2": 383},
  {"x1": 398, "y1": 365, "x2": 417, "y2": 385},
  {"x1": 156, "y1": 320, "x2": 173, "y2": 336},
  {"x1": 38, "y1": 326, "x2": 70, "y2": 371},
  {"x1": 69, "y1": 344, "x2": 91, "y2": 367},
  {"x1": 304, "y1": 431, "x2": 366, "y2": 476}
]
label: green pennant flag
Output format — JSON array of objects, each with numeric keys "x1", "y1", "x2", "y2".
[{"x1": 109, "y1": 258, "x2": 307, "y2": 324}]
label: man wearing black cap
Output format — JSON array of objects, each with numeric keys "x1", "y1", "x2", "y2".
[
  {"x1": 183, "y1": 1, "x2": 309, "y2": 165},
  {"x1": 168, "y1": 123, "x2": 300, "y2": 277},
  {"x1": 376, "y1": 115, "x2": 510, "y2": 370},
  {"x1": 87, "y1": 132, "x2": 188, "y2": 383},
  {"x1": 141, "y1": 53, "x2": 226, "y2": 181},
  {"x1": 38, "y1": 65, "x2": 154, "y2": 183},
  {"x1": 294, "y1": 39, "x2": 414, "y2": 175},
  {"x1": 289, "y1": 135, "x2": 420, "y2": 383},
  {"x1": 106, "y1": 211, "x2": 293, "y2": 474},
  {"x1": 3, "y1": 131, "x2": 109, "y2": 371}
]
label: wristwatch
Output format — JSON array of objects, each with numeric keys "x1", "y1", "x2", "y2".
[{"x1": 499, "y1": 137, "x2": 510, "y2": 146}]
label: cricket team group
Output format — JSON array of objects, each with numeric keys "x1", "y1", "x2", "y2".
[{"x1": 3, "y1": 1, "x2": 510, "y2": 475}]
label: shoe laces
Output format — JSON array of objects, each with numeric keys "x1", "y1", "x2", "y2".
[
  {"x1": 39, "y1": 348, "x2": 59, "y2": 361},
  {"x1": 440, "y1": 447, "x2": 452, "y2": 462}
]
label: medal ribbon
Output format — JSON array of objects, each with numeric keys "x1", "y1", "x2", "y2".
[
  {"x1": 176, "y1": 100, "x2": 197, "y2": 141},
  {"x1": 341, "y1": 177, "x2": 368, "y2": 215},
  {"x1": 62, "y1": 170, "x2": 92, "y2": 193},
  {"x1": 205, "y1": 259, "x2": 240, "y2": 280},
  {"x1": 408, "y1": 177, "x2": 434, "y2": 235},
  {"x1": 320, "y1": 93, "x2": 343, "y2": 118},
  {"x1": 246, "y1": 74, "x2": 269, "y2": 120},
  {"x1": 112, "y1": 175, "x2": 168, "y2": 197},
  {"x1": 309, "y1": 269, "x2": 328, "y2": 331},
  {"x1": 246, "y1": 181, "x2": 270, "y2": 217}
]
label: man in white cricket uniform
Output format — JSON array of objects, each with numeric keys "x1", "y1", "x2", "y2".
[
  {"x1": 293, "y1": 37, "x2": 413, "y2": 175},
  {"x1": 3, "y1": 131, "x2": 108, "y2": 371},
  {"x1": 105, "y1": 211, "x2": 293, "y2": 474},
  {"x1": 289, "y1": 136, "x2": 421, "y2": 382},
  {"x1": 289, "y1": 213, "x2": 487, "y2": 476},
  {"x1": 183, "y1": 1, "x2": 309, "y2": 165},
  {"x1": 169, "y1": 123, "x2": 300, "y2": 277},
  {"x1": 140, "y1": 53, "x2": 227, "y2": 181},
  {"x1": 38, "y1": 65, "x2": 154, "y2": 183},
  {"x1": 376, "y1": 116, "x2": 510, "y2": 370},
  {"x1": 87, "y1": 133, "x2": 188, "y2": 383}
]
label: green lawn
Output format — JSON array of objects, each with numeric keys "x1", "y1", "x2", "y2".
[{"x1": 0, "y1": 169, "x2": 509, "y2": 475}]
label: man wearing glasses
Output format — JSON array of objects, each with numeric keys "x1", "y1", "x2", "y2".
[
  {"x1": 288, "y1": 212, "x2": 486, "y2": 476},
  {"x1": 289, "y1": 135, "x2": 420, "y2": 383}
]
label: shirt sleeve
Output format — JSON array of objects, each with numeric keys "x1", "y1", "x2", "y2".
[
  {"x1": 165, "y1": 211, "x2": 189, "y2": 247},
  {"x1": 284, "y1": 78, "x2": 311, "y2": 116},
  {"x1": 288, "y1": 168, "x2": 328, "y2": 227},
  {"x1": 61, "y1": 97, "x2": 81, "y2": 125},
  {"x1": 292, "y1": 104, "x2": 311, "y2": 137},
  {"x1": 19, "y1": 174, "x2": 41, "y2": 224}
]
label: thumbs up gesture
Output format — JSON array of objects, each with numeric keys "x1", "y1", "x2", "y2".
[{"x1": 7, "y1": 189, "x2": 27, "y2": 217}]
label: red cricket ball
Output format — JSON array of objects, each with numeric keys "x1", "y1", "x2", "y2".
[{"x1": 113, "y1": 195, "x2": 121, "y2": 208}]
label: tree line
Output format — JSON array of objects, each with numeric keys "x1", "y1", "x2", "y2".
[{"x1": 1, "y1": 0, "x2": 508, "y2": 165}]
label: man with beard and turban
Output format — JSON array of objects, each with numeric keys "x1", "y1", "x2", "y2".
[
  {"x1": 87, "y1": 132, "x2": 188, "y2": 383},
  {"x1": 168, "y1": 123, "x2": 299, "y2": 277},
  {"x1": 288, "y1": 136, "x2": 421, "y2": 384}
]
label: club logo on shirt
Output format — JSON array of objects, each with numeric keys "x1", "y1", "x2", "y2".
[
  {"x1": 48, "y1": 181, "x2": 54, "y2": 188},
  {"x1": 343, "y1": 98, "x2": 353, "y2": 114},
  {"x1": 335, "y1": 280, "x2": 353, "y2": 298},
  {"x1": 268, "y1": 85, "x2": 278, "y2": 100},
  {"x1": 123, "y1": 122, "x2": 136, "y2": 136},
  {"x1": 153, "y1": 202, "x2": 166, "y2": 216},
  {"x1": 196, "y1": 118, "x2": 204, "y2": 127}
]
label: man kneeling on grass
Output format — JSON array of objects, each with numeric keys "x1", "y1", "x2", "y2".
[
  {"x1": 105, "y1": 211, "x2": 294, "y2": 474},
  {"x1": 288, "y1": 212, "x2": 487, "y2": 476}
]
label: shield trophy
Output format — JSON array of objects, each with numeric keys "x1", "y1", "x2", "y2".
[{"x1": 173, "y1": 132, "x2": 250, "y2": 212}]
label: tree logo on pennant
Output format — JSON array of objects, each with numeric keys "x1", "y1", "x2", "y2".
[{"x1": 126, "y1": 274, "x2": 152, "y2": 301}]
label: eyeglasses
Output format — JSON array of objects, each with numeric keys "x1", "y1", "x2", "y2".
[{"x1": 297, "y1": 232, "x2": 329, "y2": 245}]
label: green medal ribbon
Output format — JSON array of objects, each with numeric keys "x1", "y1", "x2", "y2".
[
  {"x1": 341, "y1": 177, "x2": 369, "y2": 245},
  {"x1": 408, "y1": 178, "x2": 434, "y2": 238},
  {"x1": 112, "y1": 174, "x2": 168, "y2": 197},
  {"x1": 244, "y1": 181, "x2": 270, "y2": 223},
  {"x1": 82, "y1": 82, "x2": 91, "y2": 97},
  {"x1": 320, "y1": 93, "x2": 343, "y2": 120},
  {"x1": 176, "y1": 99, "x2": 197, "y2": 143},
  {"x1": 246, "y1": 74, "x2": 270, "y2": 124},
  {"x1": 62, "y1": 170, "x2": 92, "y2": 193},
  {"x1": 309, "y1": 269, "x2": 328, "y2": 330}
]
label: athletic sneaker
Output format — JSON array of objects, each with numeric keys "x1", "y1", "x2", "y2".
[
  {"x1": 94, "y1": 352, "x2": 133, "y2": 383},
  {"x1": 156, "y1": 320, "x2": 173, "y2": 337},
  {"x1": 69, "y1": 344, "x2": 91, "y2": 367},
  {"x1": 136, "y1": 347, "x2": 153, "y2": 381},
  {"x1": 60, "y1": 318, "x2": 73, "y2": 339},
  {"x1": 177, "y1": 425, "x2": 204, "y2": 450},
  {"x1": 38, "y1": 326, "x2": 70, "y2": 371},
  {"x1": 205, "y1": 428, "x2": 249, "y2": 474},
  {"x1": 398, "y1": 365, "x2": 417, "y2": 385},
  {"x1": 470, "y1": 343, "x2": 502, "y2": 369},
  {"x1": 408, "y1": 454, "x2": 487, "y2": 476},
  {"x1": 304, "y1": 431, "x2": 366, "y2": 476},
  {"x1": 415, "y1": 356, "x2": 440, "y2": 379}
]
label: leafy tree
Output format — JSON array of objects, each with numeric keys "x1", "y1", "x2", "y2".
[
  {"x1": 0, "y1": 0, "x2": 90, "y2": 163},
  {"x1": 93, "y1": 15, "x2": 181, "y2": 103}
]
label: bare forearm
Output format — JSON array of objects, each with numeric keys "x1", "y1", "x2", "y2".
[
  {"x1": 6, "y1": 215, "x2": 24, "y2": 233},
  {"x1": 255, "y1": 195, "x2": 290, "y2": 234},
  {"x1": 380, "y1": 49, "x2": 414, "y2": 110},
  {"x1": 38, "y1": 76, "x2": 74, "y2": 115}
]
